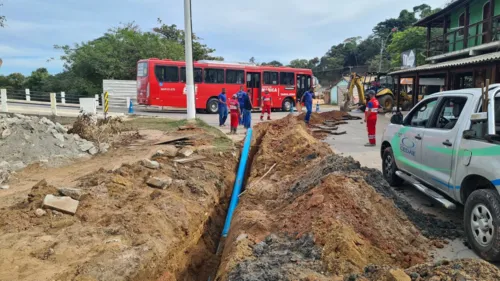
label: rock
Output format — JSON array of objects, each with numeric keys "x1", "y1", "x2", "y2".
[
  {"x1": 10, "y1": 161, "x2": 26, "y2": 171},
  {"x1": 55, "y1": 122, "x2": 67, "y2": 134},
  {"x1": 0, "y1": 170, "x2": 10, "y2": 184},
  {"x1": 0, "y1": 185, "x2": 9, "y2": 190},
  {"x1": 0, "y1": 161, "x2": 10, "y2": 171},
  {"x1": 1, "y1": 128, "x2": 12, "y2": 139},
  {"x1": 35, "y1": 208, "x2": 47, "y2": 217},
  {"x1": 146, "y1": 176, "x2": 173, "y2": 189},
  {"x1": 88, "y1": 146, "x2": 99, "y2": 155},
  {"x1": 39, "y1": 117, "x2": 54, "y2": 126},
  {"x1": 142, "y1": 159, "x2": 160, "y2": 169},
  {"x1": 52, "y1": 132, "x2": 65, "y2": 143},
  {"x1": 73, "y1": 134, "x2": 81, "y2": 141},
  {"x1": 42, "y1": 195, "x2": 79, "y2": 215},
  {"x1": 14, "y1": 113, "x2": 26, "y2": 119},
  {"x1": 387, "y1": 269, "x2": 411, "y2": 281},
  {"x1": 99, "y1": 143, "x2": 110, "y2": 153},
  {"x1": 236, "y1": 233, "x2": 248, "y2": 242},
  {"x1": 55, "y1": 143, "x2": 65, "y2": 148},
  {"x1": 78, "y1": 141, "x2": 94, "y2": 152},
  {"x1": 306, "y1": 194, "x2": 325, "y2": 209},
  {"x1": 433, "y1": 240, "x2": 445, "y2": 249},
  {"x1": 58, "y1": 187, "x2": 85, "y2": 201},
  {"x1": 178, "y1": 147, "x2": 194, "y2": 157},
  {"x1": 163, "y1": 145, "x2": 178, "y2": 157}
]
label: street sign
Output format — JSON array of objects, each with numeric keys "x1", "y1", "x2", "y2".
[{"x1": 401, "y1": 49, "x2": 416, "y2": 69}]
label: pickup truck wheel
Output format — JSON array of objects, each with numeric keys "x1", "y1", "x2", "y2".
[
  {"x1": 382, "y1": 147, "x2": 403, "y2": 187},
  {"x1": 464, "y1": 189, "x2": 500, "y2": 261}
]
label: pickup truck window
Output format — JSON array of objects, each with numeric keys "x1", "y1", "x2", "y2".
[
  {"x1": 404, "y1": 98, "x2": 438, "y2": 127},
  {"x1": 470, "y1": 97, "x2": 500, "y2": 139},
  {"x1": 429, "y1": 97, "x2": 468, "y2": 130}
]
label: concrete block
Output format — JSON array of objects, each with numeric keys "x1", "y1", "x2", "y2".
[
  {"x1": 146, "y1": 176, "x2": 173, "y2": 189},
  {"x1": 42, "y1": 195, "x2": 79, "y2": 215},
  {"x1": 142, "y1": 159, "x2": 160, "y2": 169},
  {"x1": 58, "y1": 187, "x2": 85, "y2": 200}
]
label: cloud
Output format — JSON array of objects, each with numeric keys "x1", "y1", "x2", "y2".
[{"x1": 0, "y1": 0, "x2": 448, "y2": 74}]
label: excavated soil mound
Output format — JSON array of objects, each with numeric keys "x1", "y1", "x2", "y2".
[
  {"x1": 0, "y1": 131, "x2": 237, "y2": 281},
  {"x1": 361, "y1": 259, "x2": 500, "y2": 281},
  {"x1": 216, "y1": 116, "x2": 464, "y2": 281},
  {"x1": 296, "y1": 110, "x2": 360, "y2": 125},
  {"x1": 0, "y1": 114, "x2": 99, "y2": 185}
]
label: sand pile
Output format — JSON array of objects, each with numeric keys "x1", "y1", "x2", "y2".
[
  {"x1": 0, "y1": 114, "x2": 100, "y2": 186},
  {"x1": 216, "y1": 116, "x2": 466, "y2": 281},
  {"x1": 297, "y1": 110, "x2": 361, "y2": 125}
]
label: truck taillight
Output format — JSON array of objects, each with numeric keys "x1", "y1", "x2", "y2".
[{"x1": 146, "y1": 82, "x2": 150, "y2": 98}]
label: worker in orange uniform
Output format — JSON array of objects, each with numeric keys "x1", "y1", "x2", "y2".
[
  {"x1": 229, "y1": 94, "x2": 241, "y2": 134},
  {"x1": 364, "y1": 90, "x2": 379, "y2": 147},
  {"x1": 260, "y1": 90, "x2": 272, "y2": 121}
]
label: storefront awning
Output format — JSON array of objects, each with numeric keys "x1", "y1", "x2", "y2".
[{"x1": 389, "y1": 51, "x2": 500, "y2": 76}]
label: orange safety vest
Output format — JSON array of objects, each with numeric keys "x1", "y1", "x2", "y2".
[{"x1": 365, "y1": 97, "x2": 379, "y2": 119}]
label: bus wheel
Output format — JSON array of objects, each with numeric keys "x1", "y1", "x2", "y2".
[
  {"x1": 206, "y1": 98, "x2": 219, "y2": 114},
  {"x1": 282, "y1": 98, "x2": 293, "y2": 112}
]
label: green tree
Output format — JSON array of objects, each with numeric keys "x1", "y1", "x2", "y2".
[
  {"x1": 367, "y1": 54, "x2": 392, "y2": 73},
  {"x1": 261, "y1": 60, "x2": 283, "y2": 67},
  {"x1": 288, "y1": 59, "x2": 310, "y2": 68},
  {"x1": 0, "y1": 3, "x2": 5, "y2": 28},
  {"x1": 249, "y1": 57, "x2": 256, "y2": 64},
  {"x1": 24, "y1": 68, "x2": 49, "y2": 90},
  {"x1": 56, "y1": 23, "x2": 185, "y2": 95},
  {"x1": 7, "y1": 73, "x2": 25, "y2": 89},
  {"x1": 153, "y1": 19, "x2": 222, "y2": 61},
  {"x1": 387, "y1": 27, "x2": 427, "y2": 68}
]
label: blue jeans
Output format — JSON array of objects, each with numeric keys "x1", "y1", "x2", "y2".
[
  {"x1": 242, "y1": 109, "x2": 251, "y2": 129},
  {"x1": 305, "y1": 104, "x2": 312, "y2": 124},
  {"x1": 219, "y1": 104, "x2": 228, "y2": 126}
]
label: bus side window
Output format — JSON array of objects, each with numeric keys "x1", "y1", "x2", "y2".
[
  {"x1": 180, "y1": 67, "x2": 203, "y2": 83},
  {"x1": 155, "y1": 65, "x2": 179, "y2": 82}
]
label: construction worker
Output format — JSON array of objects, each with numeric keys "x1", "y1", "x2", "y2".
[
  {"x1": 242, "y1": 89, "x2": 253, "y2": 130},
  {"x1": 218, "y1": 88, "x2": 228, "y2": 127},
  {"x1": 229, "y1": 94, "x2": 241, "y2": 134},
  {"x1": 237, "y1": 86, "x2": 246, "y2": 125},
  {"x1": 301, "y1": 87, "x2": 315, "y2": 125},
  {"x1": 364, "y1": 90, "x2": 379, "y2": 147},
  {"x1": 260, "y1": 90, "x2": 272, "y2": 121}
]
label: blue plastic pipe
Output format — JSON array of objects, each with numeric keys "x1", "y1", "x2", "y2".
[{"x1": 221, "y1": 128, "x2": 253, "y2": 237}]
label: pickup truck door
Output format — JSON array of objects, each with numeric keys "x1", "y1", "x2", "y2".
[
  {"x1": 420, "y1": 94, "x2": 471, "y2": 193},
  {"x1": 395, "y1": 97, "x2": 439, "y2": 179}
]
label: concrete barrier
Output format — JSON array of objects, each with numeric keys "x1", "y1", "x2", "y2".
[{"x1": 1, "y1": 89, "x2": 8, "y2": 112}]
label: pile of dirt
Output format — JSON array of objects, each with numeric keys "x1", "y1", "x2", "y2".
[
  {"x1": 361, "y1": 259, "x2": 500, "y2": 280},
  {"x1": 68, "y1": 113, "x2": 131, "y2": 150},
  {"x1": 216, "y1": 116, "x2": 464, "y2": 281},
  {"x1": 0, "y1": 127, "x2": 238, "y2": 281},
  {"x1": 0, "y1": 113, "x2": 99, "y2": 185},
  {"x1": 297, "y1": 110, "x2": 360, "y2": 125}
]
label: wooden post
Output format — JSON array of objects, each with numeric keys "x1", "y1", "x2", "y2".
[
  {"x1": 397, "y1": 76, "x2": 401, "y2": 112},
  {"x1": 443, "y1": 16, "x2": 448, "y2": 53},
  {"x1": 464, "y1": 4, "x2": 470, "y2": 48},
  {"x1": 414, "y1": 73, "x2": 420, "y2": 107},
  {"x1": 489, "y1": 0, "x2": 495, "y2": 43},
  {"x1": 492, "y1": 64, "x2": 497, "y2": 83},
  {"x1": 427, "y1": 25, "x2": 431, "y2": 57}
]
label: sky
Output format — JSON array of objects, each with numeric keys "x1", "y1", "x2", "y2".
[{"x1": 0, "y1": 0, "x2": 447, "y2": 76}]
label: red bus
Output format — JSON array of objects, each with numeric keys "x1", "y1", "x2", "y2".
[{"x1": 136, "y1": 58, "x2": 314, "y2": 113}]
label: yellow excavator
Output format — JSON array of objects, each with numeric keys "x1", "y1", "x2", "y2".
[
  {"x1": 341, "y1": 72, "x2": 412, "y2": 112},
  {"x1": 342, "y1": 72, "x2": 396, "y2": 113}
]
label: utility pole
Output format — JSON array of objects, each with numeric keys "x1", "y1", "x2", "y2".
[
  {"x1": 184, "y1": 0, "x2": 196, "y2": 120},
  {"x1": 378, "y1": 28, "x2": 397, "y2": 73}
]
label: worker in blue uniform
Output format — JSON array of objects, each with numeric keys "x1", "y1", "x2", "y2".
[{"x1": 301, "y1": 87, "x2": 315, "y2": 125}]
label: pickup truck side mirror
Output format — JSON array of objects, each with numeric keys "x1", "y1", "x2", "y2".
[
  {"x1": 390, "y1": 113, "x2": 403, "y2": 125},
  {"x1": 463, "y1": 129, "x2": 476, "y2": 139}
]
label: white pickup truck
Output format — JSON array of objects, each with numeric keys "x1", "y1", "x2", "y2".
[{"x1": 381, "y1": 86, "x2": 500, "y2": 261}]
